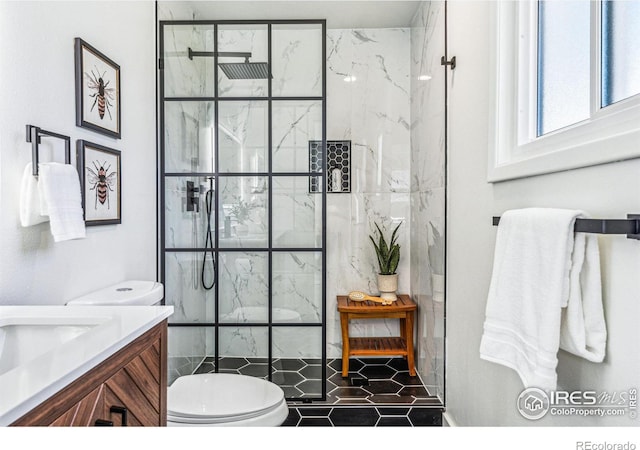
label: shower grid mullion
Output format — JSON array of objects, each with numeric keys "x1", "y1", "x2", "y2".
[
  {"x1": 160, "y1": 19, "x2": 327, "y2": 400},
  {"x1": 267, "y1": 22, "x2": 273, "y2": 383},
  {"x1": 213, "y1": 22, "x2": 220, "y2": 373}
]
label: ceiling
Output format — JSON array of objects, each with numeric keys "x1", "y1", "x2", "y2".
[{"x1": 162, "y1": 1, "x2": 422, "y2": 29}]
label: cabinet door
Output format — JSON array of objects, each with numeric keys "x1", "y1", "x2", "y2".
[
  {"x1": 11, "y1": 321, "x2": 168, "y2": 427},
  {"x1": 103, "y1": 340, "x2": 163, "y2": 426},
  {"x1": 49, "y1": 385, "x2": 105, "y2": 426}
]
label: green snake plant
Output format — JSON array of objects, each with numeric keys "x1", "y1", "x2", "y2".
[{"x1": 369, "y1": 221, "x2": 402, "y2": 275}]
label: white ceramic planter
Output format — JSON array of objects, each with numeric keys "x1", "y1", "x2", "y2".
[{"x1": 376, "y1": 273, "x2": 398, "y2": 301}]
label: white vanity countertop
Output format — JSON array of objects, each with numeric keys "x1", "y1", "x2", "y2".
[{"x1": 0, "y1": 305, "x2": 173, "y2": 426}]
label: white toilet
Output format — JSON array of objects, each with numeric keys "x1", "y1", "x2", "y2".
[{"x1": 66, "y1": 280, "x2": 290, "y2": 427}]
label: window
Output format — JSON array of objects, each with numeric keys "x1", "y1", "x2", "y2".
[{"x1": 489, "y1": 1, "x2": 640, "y2": 182}]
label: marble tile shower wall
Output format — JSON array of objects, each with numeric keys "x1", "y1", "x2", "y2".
[
  {"x1": 325, "y1": 28, "x2": 411, "y2": 357},
  {"x1": 409, "y1": 1, "x2": 445, "y2": 399},
  {"x1": 158, "y1": 6, "x2": 445, "y2": 398}
]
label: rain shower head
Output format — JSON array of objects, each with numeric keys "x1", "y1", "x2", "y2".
[
  {"x1": 218, "y1": 61, "x2": 271, "y2": 80},
  {"x1": 187, "y1": 47, "x2": 271, "y2": 80}
]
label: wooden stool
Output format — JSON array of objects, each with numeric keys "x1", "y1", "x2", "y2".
[{"x1": 337, "y1": 294, "x2": 417, "y2": 377}]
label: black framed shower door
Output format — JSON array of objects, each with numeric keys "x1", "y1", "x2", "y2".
[{"x1": 158, "y1": 19, "x2": 327, "y2": 400}]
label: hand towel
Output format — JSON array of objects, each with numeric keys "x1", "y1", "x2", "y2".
[
  {"x1": 19, "y1": 163, "x2": 49, "y2": 226},
  {"x1": 479, "y1": 208, "x2": 606, "y2": 392},
  {"x1": 38, "y1": 162, "x2": 86, "y2": 242}
]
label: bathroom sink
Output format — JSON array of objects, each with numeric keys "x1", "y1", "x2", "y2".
[
  {"x1": 0, "y1": 305, "x2": 173, "y2": 426},
  {"x1": 0, "y1": 316, "x2": 110, "y2": 376}
]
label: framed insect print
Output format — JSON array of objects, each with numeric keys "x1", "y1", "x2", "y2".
[
  {"x1": 77, "y1": 140, "x2": 121, "y2": 226},
  {"x1": 74, "y1": 38, "x2": 121, "y2": 138}
]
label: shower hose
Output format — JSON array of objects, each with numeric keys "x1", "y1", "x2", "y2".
[{"x1": 201, "y1": 182, "x2": 217, "y2": 290}]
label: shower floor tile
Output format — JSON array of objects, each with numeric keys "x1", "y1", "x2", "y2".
[{"x1": 191, "y1": 356, "x2": 443, "y2": 426}]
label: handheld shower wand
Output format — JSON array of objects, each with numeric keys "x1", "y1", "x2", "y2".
[{"x1": 201, "y1": 177, "x2": 217, "y2": 290}]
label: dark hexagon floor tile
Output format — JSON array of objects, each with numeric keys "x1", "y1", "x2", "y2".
[
  {"x1": 304, "y1": 358, "x2": 323, "y2": 365},
  {"x1": 377, "y1": 407, "x2": 410, "y2": 416},
  {"x1": 368, "y1": 394, "x2": 412, "y2": 404},
  {"x1": 299, "y1": 365, "x2": 323, "y2": 380},
  {"x1": 298, "y1": 417, "x2": 333, "y2": 426},
  {"x1": 296, "y1": 379, "x2": 323, "y2": 397},
  {"x1": 272, "y1": 358, "x2": 306, "y2": 371},
  {"x1": 193, "y1": 362, "x2": 215, "y2": 374},
  {"x1": 327, "y1": 359, "x2": 342, "y2": 372},
  {"x1": 358, "y1": 357, "x2": 392, "y2": 365},
  {"x1": 335, "y1": 398, "x2": 371, "y2": 405},
  {"x1": 246, "y1": 357, "x2": 268, "y2": 364},
  {"x1": 386, "y1": 357, "x2": 410, "y2": 371},
  {"x1": 281, "y1": 385, "x2": 303, "y2": 398},
  {"x1": 377, "y1": 416, "x2": 412, "y2": 426},
  {"x1": 364, "y1": 380, "x2": 403, "y2": 395},
  {"x1": 392, "y1": 372, "x2": 425, "y2": 386},
  {"x1": 359, "y1": 364, "x2": 397, "y2": 379},
  {"x1": 298, "y1": 408, "x2": 333, "y2": 417},
  {"x1": 217, "y1": 357, "x2": 248, "y2": 370},
  {"x1": 328, "y1": 372, "x2": 351, "y2": 387},
  {"x1": 330, "y1": 408, "x2": 379, "y2": 426},
  {"x1": 399, "y1": 386, "x2": 430, "y2": 398},
  {"x1": 332, "y1": 386, "x2": 371, "y2": 399},
  {"x1": 280, "y1": 409, "x2": 300, "y2": 426},
  {"x1": 408, "y1": 408, "x2": 443, "y2": 426},
  {"x1": 273, "y1": 371, "x2": 304, "y2": 386},
  {"x1": 238, "y1": 364, "x2": 269, "y2": 378},
  {"x1": 339, "y1": 358, "x2": 365, "y2": 373}
]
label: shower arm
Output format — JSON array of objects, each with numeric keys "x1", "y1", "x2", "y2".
[{"x1": 187, "y1": 48, "x2": 252, "y2": 61}]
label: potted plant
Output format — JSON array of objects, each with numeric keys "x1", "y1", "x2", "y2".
[{"x1": 369, "y1": 221, "x2": 402, "y2": 301}]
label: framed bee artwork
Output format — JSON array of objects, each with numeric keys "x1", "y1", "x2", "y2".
[
  {"x1": 77, "y1": 140, "x2": 121, "y2": 226},
  {"x1": 74, "y1": 38, "x2": 121, "y2": 139}
]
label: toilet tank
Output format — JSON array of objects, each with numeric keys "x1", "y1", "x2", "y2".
[{"x1": 66, "y1": 280, "x2": 164, "y2": 306}]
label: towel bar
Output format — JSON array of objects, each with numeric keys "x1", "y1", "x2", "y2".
[
  {"x1": 25, "y1": 125, "x2": 71, "y2": 177},
  {"x1": 492, "y1": 215, "x2": 640, "y2": 240}
]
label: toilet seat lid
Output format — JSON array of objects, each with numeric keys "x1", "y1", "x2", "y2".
[{"x1": 167, "y1": 373, "x2": 286, "y2": 423}]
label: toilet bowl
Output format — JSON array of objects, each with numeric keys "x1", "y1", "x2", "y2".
[
  {"x1": 66, "y1": 280, "x2": 289, "y2": 427},
  {"x1": 167, "y1": 373, "x2": 289, "y2": 427}
]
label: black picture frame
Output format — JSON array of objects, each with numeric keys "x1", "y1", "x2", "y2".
[
  {"x1": 74, "y1": 38, "x2": 121, "y2": 138},
  {"x1": 77, "y1": 140, "x2": 121, "y2": 226}
]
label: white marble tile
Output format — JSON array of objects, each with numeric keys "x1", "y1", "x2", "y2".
[
  {"x1": 327, "y1": 29, "x2": 411, "y2": 194},
  {"x1": 164, "y1": 101, "x2": 215, "y2": 173},
  {"x1": 218, "y1": 251, "x2": 269, "y2": 322},
  {"x1": 272, "y1": 24, "x2": 324, "y2": 98},
  {"x1": 273, "y1": 327, "x2": 323, "y2": 359},
  {"x1": 165, "y1": 252, "x2": 216, "y2": 323},
  {"x1": 219, "y1": 326, "x2": 268, "y2": 358},
  {"x1": 162, "y1": 24, "x2": 215, "y2": 98},
  {"x1": 218, "y1": 101, "x2": 268, "y2": 173},
  {"x1": 273, "y1": 252, "x2": 323, "y2": 323}
]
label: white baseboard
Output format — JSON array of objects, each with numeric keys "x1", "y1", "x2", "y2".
[{"x1": 442, "y1": 411, "x2": 457, "y2": 427}]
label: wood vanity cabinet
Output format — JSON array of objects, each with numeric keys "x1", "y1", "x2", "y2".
[{"x1": 11, "y1": 320, "x2": 168, "y2": 427}]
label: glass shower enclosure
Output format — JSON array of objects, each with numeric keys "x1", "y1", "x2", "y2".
[{"x1": 159, "y1": 20, "x2": 327, "y2": 400}]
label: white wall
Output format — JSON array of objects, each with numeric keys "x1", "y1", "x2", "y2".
[
  {"x1": 0, "y1": 1, "x2": 157, "y2": 305},
  {"x1": 446, "y1": 1, "x2": 640, "y2": 426}
]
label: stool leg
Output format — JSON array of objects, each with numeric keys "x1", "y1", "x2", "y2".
[
  {"x1": 340, "y1": 312, "x2": 350, "y2": 377},
  {"x1": 406, "y1": 311, "x2": 416, "y2": 376}
]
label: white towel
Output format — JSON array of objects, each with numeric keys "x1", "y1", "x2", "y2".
[
  {"x1": 19, "y1": 163, "x2": 49, "y2": 226},
  {"x1": 479, "y1": 208, "x2": 606, "y2": 392},
  {"x1": 38, "y1": 162, "x2": 86, "y2": 242}
]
